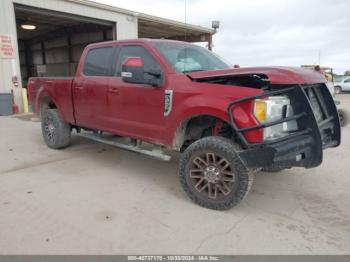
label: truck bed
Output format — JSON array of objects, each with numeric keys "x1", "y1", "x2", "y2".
[{"x1": 28, "y1": 77, "x2": 75, "y2": 124}]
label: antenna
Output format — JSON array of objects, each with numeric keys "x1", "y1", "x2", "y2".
[{"x1": 183, "y1": 0, "x2": 188, "y2": 72}]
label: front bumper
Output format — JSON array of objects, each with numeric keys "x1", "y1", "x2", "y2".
[
  {"x1": 228, "y1": 84, "x2": 341, "y2": 169},
  {"x1": 238, "y1": 134, "x2": 319, "y2": 169}
]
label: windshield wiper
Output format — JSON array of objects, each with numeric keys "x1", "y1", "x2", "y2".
[{"x1": 183, "y1": 69, "x2": 205, "y2": 73}]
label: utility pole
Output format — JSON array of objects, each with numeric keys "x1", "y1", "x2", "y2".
[{"x1": 318, "y1": 49, "x2": 321, "y2": 66}]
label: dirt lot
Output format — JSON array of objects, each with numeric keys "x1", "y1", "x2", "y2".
[{"x1": 0, "y1": 94, "x2": 350, "y2": 255}]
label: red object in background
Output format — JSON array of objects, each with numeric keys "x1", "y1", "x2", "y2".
[
  {"x1": 11, "y1": 90, "x2": 19, "y2": 114},
  {"x1": 12, "y1": 103, "x2": 19, "y2": 114},
  {"x1": 123, "y1": 57, "x2": 144, "y2": 67}
]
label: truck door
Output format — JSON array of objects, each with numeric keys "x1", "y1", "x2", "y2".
[
  {"x1": 107, "y1": 45, "x2": 165, "y2": 142},
  {"x1": 73, "y1": 46, "x2": 115, "y2": 130}
]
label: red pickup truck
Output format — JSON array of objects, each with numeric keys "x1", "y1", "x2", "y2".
[{"x1": 28, "y1": 39, "x2": 341, "y2": 210}]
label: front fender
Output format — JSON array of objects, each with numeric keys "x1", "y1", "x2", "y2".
[
  {"x1": 166, "y1": 94, "x2": 258, "y2": 148},
  {"x1": 170, "y1": 94, "x2": 230, "y2": 126}
]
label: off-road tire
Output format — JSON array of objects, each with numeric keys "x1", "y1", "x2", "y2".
[
  {"x1": 41, "y1": 109, "x2": 71, "y2": 149},
  {"x1": 335, "y1": 86, "x2": 342, "y2": 94},
  {"x1": 179, "y1": 136, "x2": 253, "y2": 210}
]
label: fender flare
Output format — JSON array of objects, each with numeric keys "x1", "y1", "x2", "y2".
[{"x1": 35, "y1": 87, "x2": 61, "y2": 117}]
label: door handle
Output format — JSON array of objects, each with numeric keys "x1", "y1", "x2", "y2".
[
  {"x1": 108, "y1": 87, "x2": 119, "y2": 94},
  {"x1": 75, "y1": 85, "x2": 84, "y2": 90}
]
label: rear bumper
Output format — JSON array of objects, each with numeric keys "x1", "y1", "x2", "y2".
[{"x1": 229, "y1": 83, "x2": 341, "y2": 169}]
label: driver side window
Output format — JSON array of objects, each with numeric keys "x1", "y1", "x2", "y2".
[
  {"x1": 345, "y1": 78, "x2": 350, "y2": 83},
  {"x1": 115, "y1": 45, "x2": 161, "y2": 77}
]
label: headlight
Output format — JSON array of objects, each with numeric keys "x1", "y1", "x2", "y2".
[{"x1": 254, "y1": 96, "x2": 298, "y2": 141}]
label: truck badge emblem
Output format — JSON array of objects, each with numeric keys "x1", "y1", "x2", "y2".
[{"x1": 164, "y1": 90, "x2": 173, "y2": 116}]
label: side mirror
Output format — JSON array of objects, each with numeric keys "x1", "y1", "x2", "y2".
[
  {"x1": 121, "y1": 57, "x2": 145, "y2": 84},
  {"x1": 121, "y1": 57, "x2": 163, "y2": 87}
]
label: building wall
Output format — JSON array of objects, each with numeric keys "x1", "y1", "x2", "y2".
[
  {"x1": 0, "y1": 0, "x2": 22, "y2": 110},
  {"x1": 0, "y1": 0, "x2": 138, "y2": 112},
  {"x1": 13, "y1": 0, "x2": 138, "y2": 40}
]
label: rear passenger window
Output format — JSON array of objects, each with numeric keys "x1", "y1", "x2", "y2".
[
  {"x1": 115, "y1": 45, "x2": 161, "y2": 77},
  {"x1": 83, "y1": 47, "x2": 114, "y2": 76}
]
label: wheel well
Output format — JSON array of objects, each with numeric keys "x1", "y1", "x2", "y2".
[
  {"x1": 173, "y1": 115, "x2": 240, "y2": 152},
  {"x1": 40, "y1": 97, "x2": 57, "y2": 115}
]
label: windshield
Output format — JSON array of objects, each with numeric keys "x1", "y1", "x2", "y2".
[{"x1": 153, "y1": 42, "x2": 231, "y2": 73}]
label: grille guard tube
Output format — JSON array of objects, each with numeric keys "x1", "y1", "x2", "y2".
[{"x1": 227, "y1": 84, "x2": 340, "y2": 169}]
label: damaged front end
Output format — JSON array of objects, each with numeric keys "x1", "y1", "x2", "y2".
[
  {"x1": 188, "y1": 68, "x2": 341, "y2": 169},
  {"x1": 229, "y1": 83, "x2": 341, "y2": 169}
]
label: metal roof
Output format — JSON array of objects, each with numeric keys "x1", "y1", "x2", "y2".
[{"x1": 65, "y1": 0, "x2": 215, "y2": 35}]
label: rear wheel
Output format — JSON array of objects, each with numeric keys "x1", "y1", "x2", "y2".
[
  {"x1": 179, "y1": 136, "x2": 253, "y2": 210},
  {"x1": 41, "y1": 109, "x2": 71, "y2": 149}
]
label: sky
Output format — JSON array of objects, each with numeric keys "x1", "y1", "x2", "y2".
[{"x1": 93, "y1": 0, "x2": 350, "y2": 74}]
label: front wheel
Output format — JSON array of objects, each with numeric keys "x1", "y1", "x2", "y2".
[
  {"x1": 41, "y1": 109, "x2": 71, "y2": 149},
  {"x1": 179, "y1": 137, "x2": 254, "y2": 210}
]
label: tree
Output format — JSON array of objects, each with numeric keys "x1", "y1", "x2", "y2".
[{"x1": 344, "y1": 71, "x2": 350, "y2": 76}]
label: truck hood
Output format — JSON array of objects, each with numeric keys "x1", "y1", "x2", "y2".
[{"x1": 187, "y1": 66, "x2": 325, "y2": 85}]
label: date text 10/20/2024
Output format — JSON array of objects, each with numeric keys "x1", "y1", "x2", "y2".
[{"x1": 127, "y1": 255, "x2": 220, "y2": 261}]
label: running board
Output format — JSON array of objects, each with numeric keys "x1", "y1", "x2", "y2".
[{"x1": 76, "y1": 132, "x2": 172, "y2": 161}]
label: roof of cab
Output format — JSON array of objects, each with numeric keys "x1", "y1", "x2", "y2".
[{"x1": 86, "y1": 38, "x2": 191, "y2": 48}]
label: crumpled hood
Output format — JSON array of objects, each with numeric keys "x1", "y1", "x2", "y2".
[{"x1": 187, "y1": 66, "x2": 326, "y2": 85}]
